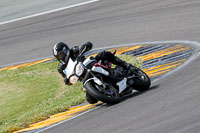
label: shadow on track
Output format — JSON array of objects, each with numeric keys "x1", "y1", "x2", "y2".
[
  {"x1": 105, "y1": 85, "x2": 160, "y2": 106},
  {"x1": 125, "y1": 84, "x2": 159, "y2": 99}
]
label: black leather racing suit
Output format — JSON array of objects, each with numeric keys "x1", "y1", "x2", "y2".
[{"x1": 57, "y1": 42, "x2": 130, "y2": 84}]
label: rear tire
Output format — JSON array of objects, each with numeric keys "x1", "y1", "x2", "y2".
[
  {"x1": 84, "y1": 81, "x2": 121, "y2": 104},
  {"x1": 130, "y1": 66, "x2": 151, "y2": 91}
]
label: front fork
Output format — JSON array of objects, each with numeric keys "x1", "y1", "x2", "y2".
[{"x1": 82, "y1": 70, "x2": 106, "y2": 91}]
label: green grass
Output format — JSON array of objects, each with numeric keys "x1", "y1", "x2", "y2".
[{"x1": 0, "y1": 55, "x2": 142, "y2": 133}]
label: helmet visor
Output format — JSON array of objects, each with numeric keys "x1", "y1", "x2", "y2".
[{"x1": 56, "y1": 51, "x2": 65, "y2": 61}]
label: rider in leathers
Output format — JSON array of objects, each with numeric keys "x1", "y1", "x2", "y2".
[{"x1": 53, "y1": 42, "x2": 130, "y2": 104}]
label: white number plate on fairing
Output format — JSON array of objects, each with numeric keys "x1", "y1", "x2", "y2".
[{"x1": 117, "y1": 78, "x2": 127, "y2": 93}]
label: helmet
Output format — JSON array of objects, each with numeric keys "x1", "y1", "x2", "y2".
[{"x1": 53, "y1": 42, "x2": 70, "y2": 64}]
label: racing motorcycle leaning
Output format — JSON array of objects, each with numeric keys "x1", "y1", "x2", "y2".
[{"x1": 63, "y1": 49, "x2": 151, "y2": 104}]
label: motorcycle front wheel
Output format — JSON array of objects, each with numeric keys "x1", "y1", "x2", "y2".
[{"x1": 84, "y1": 81, "x2": 121, "y2": 104}]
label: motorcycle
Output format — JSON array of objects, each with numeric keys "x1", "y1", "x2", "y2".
[{"x1": 63, "y1": 49, "x2": 151, "y2": 104}]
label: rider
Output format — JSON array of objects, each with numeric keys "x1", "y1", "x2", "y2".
[{"x1": 52, "y1": 42, "x2": 130, "y2": 104}]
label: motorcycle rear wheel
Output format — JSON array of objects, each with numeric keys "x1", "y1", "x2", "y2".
[{"x1": 130, "y1": 66, "x2": 151, "y2": 91}]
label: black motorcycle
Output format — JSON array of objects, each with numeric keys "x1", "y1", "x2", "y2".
[{"x1": 63, "y1": 50, "x2": 151, "y2": 104}]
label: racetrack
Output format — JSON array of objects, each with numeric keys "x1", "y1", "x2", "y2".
[
  {"x1": 1, "y1": 0, "x2": 200, "y2": 133},
  {"x1": 1, "y1": 0, "x2": 200, "y2": 66}
]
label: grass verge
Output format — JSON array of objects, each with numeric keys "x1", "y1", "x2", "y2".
[{"x1": 0, "y1": 55, "x2": 142, "y2": 133}]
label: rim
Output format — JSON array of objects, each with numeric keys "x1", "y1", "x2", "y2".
[{"x1": 94, "y1": 82, "x2": 119, "y2": 98}]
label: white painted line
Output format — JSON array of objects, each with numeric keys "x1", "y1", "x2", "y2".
[
  {"x1": 92, "y1": 40, "x2": 200, "y2": 51},
  {"x1": 0, "y1": 0, "x2": 101, "y2": 26}
]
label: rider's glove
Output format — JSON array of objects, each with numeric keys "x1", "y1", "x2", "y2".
[{"x1": 64, "y1": 77, "x2": 72, "y2": 85}]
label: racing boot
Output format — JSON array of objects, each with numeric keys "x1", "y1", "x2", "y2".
[
  {"x1": 112, "y1": 55, "x2": 141, "y2": 76},
  {"x1": 112, "y1": 56, "x2": 131, "y2": 70}
]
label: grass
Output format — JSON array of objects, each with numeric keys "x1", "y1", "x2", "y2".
[{"x1": 0, "y1": 55, "x2": 142, "y2": 133}]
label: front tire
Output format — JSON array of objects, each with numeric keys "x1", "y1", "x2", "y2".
[
  {"x1": 84, "y1": 81, "x2": 121, "y2": 104},
  {"x1": 85, "y1": 92, "x2": 98, "y2": 104}
]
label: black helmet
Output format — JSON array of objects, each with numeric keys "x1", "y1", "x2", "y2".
[{"x1": 53, "y1": 42, "x2": 70, "y2": 64}]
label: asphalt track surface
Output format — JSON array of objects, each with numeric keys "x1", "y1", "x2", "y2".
[
  {"x1": 0, "y1": 0, "x2": 91, "y2": 24},
  {"x1": 1, "y1": 0, "x2": 200, "y2": 133}
]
